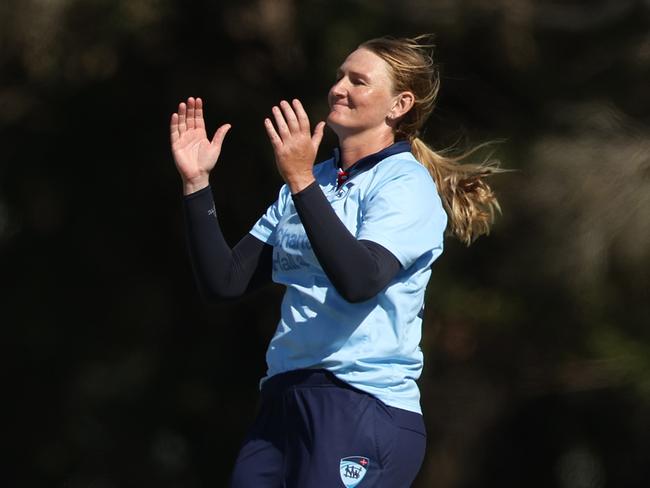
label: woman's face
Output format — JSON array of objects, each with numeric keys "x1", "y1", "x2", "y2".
[{"x1": 327, "y1": 48, "x2": 397, "y2": 137}]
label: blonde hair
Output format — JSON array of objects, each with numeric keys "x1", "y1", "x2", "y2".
[{"x1": 360, "y1": 35, "x2": 503, "y2": 246}]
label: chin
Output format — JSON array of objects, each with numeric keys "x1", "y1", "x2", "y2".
[
  {"x1": 326, "y1": 114, "x2": 346, "y2": 137},
  {"x1": 326, "y1": 111, "x2": 340, "y2": 126}
]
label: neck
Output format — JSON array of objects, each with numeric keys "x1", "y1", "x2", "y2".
[{"x1": 337, "y1": 129, "x2": 395, "y2": 170}]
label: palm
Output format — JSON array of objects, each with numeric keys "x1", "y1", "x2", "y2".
[
  {"x1": 173, "y1": 126, "x2": 218, "y2": 178},
  {"x1": 170, "y1": 97, "x2": 230, "y2": 182}
]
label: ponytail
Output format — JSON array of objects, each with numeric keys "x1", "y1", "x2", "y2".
[
  {"x1": 410, "y1": 137, "x2": 502, "y2": 246},
  {"x1": 359, "y1": 34, "x2": 504, "y2": 245}
]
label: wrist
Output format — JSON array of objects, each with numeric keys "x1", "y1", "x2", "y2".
[
  {"x1": 287, "y1": 173, "x2": 315, "y2": 194},
  {"x1": 182, "y1": 177, "x2": 210, "y2": 195}
]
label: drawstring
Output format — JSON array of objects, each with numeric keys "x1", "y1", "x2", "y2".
[{"x1": 337, "y1": 168, "x2": 349, "y2": 188}]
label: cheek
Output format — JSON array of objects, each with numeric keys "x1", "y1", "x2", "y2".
[
  {"x1": 360, "y1": 93, "x2": 391, "y2": 118},
  {"x1": 358, "y1": 88, "x2": 389, "y2": 108}
]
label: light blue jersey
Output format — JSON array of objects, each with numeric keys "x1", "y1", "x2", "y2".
[{"x1": 249, "y1": 144, "x2": 447, "y2": 413}]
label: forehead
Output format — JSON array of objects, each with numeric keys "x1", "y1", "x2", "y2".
[{"x1": 338, "y1": 48, "x2": 392, "y2": 80}]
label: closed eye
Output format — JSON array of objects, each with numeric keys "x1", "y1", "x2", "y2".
[{"x1": 334, "y1": 69, "x2": 368, "y2": 85}]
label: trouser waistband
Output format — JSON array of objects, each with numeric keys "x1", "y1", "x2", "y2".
[
  {"x1": 260, "y1": 369, "x2": 424, "y2": 431},
  {"x1": 261, "y1": 368, "x2": 356, "y2": 398}
]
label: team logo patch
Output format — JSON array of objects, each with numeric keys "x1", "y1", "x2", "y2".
[{"x1": 339, "y1": 456, "x2": 369, "y2": 487}]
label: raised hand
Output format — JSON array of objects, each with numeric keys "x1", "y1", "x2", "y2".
[
  {"x1": 264, "y1": 99, "x2": 326, "y2": 194},
  {"x1": 170, "y1": 97, "x2": 231, "y2": 194}
]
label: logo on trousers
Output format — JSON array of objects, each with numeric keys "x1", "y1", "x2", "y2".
[{"x1": 339, "y1": 456, "x2": 369, "y2": 487}]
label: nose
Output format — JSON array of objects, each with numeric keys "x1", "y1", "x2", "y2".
[{"x1": 329, "y1": 78, "x2": 347, "y2": 105}]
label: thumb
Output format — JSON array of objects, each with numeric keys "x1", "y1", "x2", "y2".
[
  {"x1": 211, "y1": 123, "x2": 232, "y2": 148},
  {"x1": 311, "y1": 121, "x2": 326, "y2": 150}
]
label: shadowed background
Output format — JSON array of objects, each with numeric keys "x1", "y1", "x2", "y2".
[{"x1": 2, "y1": 0, "x2": 649, "y2": 486}]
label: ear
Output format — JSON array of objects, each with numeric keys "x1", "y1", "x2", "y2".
[{"x1": 389, "y1": 91, "x2": 415, "y2": 120}]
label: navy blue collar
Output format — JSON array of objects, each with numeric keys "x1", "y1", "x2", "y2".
[{"x1": 333, "y1": 140, "x2": 411, "y2": 187}]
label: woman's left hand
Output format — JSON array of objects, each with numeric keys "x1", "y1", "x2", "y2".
[{"x1": 264, "y1": 99, "x2": 326, "y2": 194}]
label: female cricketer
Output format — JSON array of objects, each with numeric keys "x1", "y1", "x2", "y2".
[{"x1": 170, "y1": 35, "x2": 501, "y2": 487}]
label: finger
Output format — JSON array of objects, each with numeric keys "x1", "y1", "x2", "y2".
[
  {"x1": 178, "y1": 102, "x2": 187, "y2": 134},
  {"x1": 271, "y1": 106, "x2": 290, "y2": 138},
  {"x1": 264, "y1": 118, "x2": 283, "y2": 149},
  {"x1": 195, "y1": 97, "x2": 205, "y2": 130},
  {"x1": 186, "y1": 97, "x2": 195, "y2": 129},
  {"x1": 211, "y1": 123, "x2": 232, "y2": 148},
  {"x1": 292, "y1": 99, "x2": 310, "y2": 132},
  {"x1": 170, "y1": 113, "x2": 180, "y2": 144},
  {"x1": 311, "y1": 121, "x2": 326, "y2": 150},
  {"x1": 280, "y1": 100, "x2": 300, "y2": 133}
]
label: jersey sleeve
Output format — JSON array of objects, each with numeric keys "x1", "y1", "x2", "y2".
[
  {"x1": 249, "y1": 184, "x2": 290, "y2": 245},
  {"x1": 356, "y1": 161, "x2": 447, "y2": 269}
]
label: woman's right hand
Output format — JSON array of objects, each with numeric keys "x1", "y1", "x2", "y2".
[{"x1": 170, "y1": 97, "x2": 231, "y2": 195}]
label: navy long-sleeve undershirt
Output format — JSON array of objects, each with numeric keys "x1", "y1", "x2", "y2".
[{"x1": 183, "y1": 183, "x2": 401, "y2": 303}]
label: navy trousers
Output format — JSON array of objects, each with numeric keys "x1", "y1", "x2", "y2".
[{"x1": 230, "y1": 369, "x2": 426, "y2": 488}]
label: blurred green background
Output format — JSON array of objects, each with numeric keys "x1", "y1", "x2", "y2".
[{"x1": 2, "y1": 0, "x2": 649, "y2": 486}]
